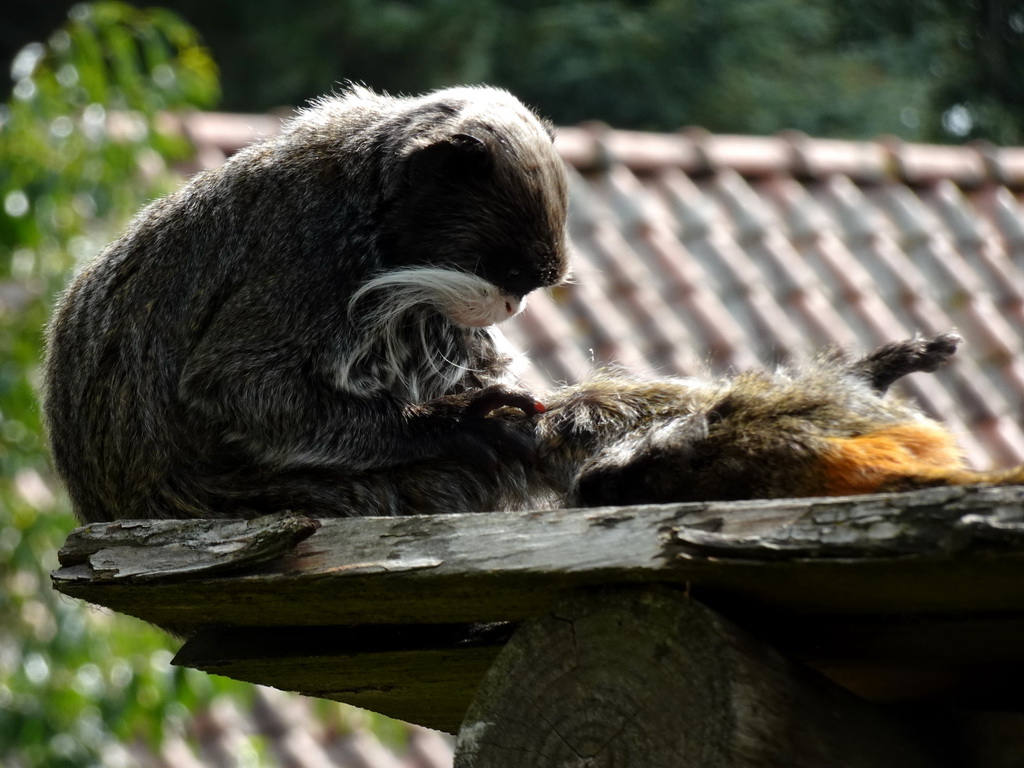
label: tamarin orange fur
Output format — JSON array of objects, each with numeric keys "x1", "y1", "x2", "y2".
[{"x1": 533, "y1": 331, "x2": 1024, "y2": 507}]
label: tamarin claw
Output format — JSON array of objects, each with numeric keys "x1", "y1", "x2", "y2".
[{"x1": 465, "y1": 387, "x2": 546, "y2": 419}]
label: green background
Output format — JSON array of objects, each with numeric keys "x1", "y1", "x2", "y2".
[{"x1": 2, "y1": 1, "x2": 1022, "y2": 764}]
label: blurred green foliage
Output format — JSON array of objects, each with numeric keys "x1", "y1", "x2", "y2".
[
  {"x1": 1, "y1": 0, "x2": 1021, "y2": 763},
  {"x1": 2, "y1": 7, "x2": 417, "y2": 765},
  {"x1": 0, "y1": 3, "x2": 234, "y2": 766},
  {"x1": 150, "y1": 0, "x2": 1024, "y2": 144}
]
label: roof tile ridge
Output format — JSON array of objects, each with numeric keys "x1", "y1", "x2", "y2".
[
  {"x1": 179, "y1": 111, "x2": 1024, "y2": 191},
  {"x1": 876, "y1": 134, "x2": 908, "y2": 185},
  {"x1": 682, "y1": 127, "x2": 792, "y2": 178},
  {"x1": 971, "y1": 139, "x2": 1000, "y2": 183},
  {"x1": 579, "y1": 120, "x2": 616, "y2": 174},
  {"x1": 775, "y1": 129, "x2": 813, "y2": 181},
  {"x1": 778, "y1": 130, "x2": 893, "y2": 185},
  {"x1": 966, "y1": 138, "x2": 1024, "y2": 188},
  {"x1": 558, "y1": 122, "x2": 710, "y2": 175},
  {"x1": 879, "y1": 134, "x2": 1000, "y2": 189},
  {"x1": 554, "y1": 121, "x2": 614, "y2": 174},
  {"x1": 679, "y1": 125, "x2": 714, "y2": 177}
]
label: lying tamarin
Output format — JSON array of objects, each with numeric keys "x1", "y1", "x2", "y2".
[{"x1": 536, "y1": 332, "x2": 1024, "y2": 506}]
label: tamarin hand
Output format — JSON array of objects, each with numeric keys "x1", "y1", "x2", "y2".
[{"x1": 422, "y1": 386, "x2": 542, "y2": 471}]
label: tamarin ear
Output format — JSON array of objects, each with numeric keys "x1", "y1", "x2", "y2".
[{"x1": 407, "y1": 133, "x2": 492, "y2": 185}]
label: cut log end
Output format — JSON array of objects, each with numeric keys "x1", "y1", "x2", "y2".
[{"x1": 455, "y1": 586, "x2": 945, "y2": 768}]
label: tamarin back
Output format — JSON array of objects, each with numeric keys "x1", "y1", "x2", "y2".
[
  {"x1": 44, "y1": 85, "x2": 569, "y2": 522},
  {"x1": 536, "y1": 332, "x2": 1024, "y2": 507}
]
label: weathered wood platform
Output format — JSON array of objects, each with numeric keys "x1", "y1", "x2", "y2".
[{"x1": 51, "y1": 484, "x2": 1024, "y2": 741}]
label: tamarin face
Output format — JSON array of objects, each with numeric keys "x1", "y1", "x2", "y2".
[{"x1": 379, "y1": 87, "x2": 572, "y2": 328}]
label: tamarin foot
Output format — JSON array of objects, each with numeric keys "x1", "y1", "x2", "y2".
[{"x1": 850, "y1": 331, "x2": 961, "y2": 393}]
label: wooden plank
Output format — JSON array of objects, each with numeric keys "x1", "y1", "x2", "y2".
[
  {"x1": 50, "y1": 486, "x2": 1024, "y2": 730},
  {"x1": 170, "y1": 613, "x2": 1024, "y2": 733},
  {"x1": 55, "y1": 515, "x2": 320, "y2": 578},
  {"x1": 51, "y1": 486, "x2": 1024, "y2": 632},
  {"x1": 174, "y1": 623, "x2": 513, "y2": 734}
]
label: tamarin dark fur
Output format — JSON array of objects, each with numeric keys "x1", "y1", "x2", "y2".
[
  {"x1": 44, "y1": 85, "x2": 569, "y2": 521},
  {"x1": 535, "y1": 331, "x2": 1024, "y2": 507}
]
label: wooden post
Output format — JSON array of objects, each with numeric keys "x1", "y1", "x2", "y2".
[{"x1": 456, "y1": 586, "x2": 943, "y2": 768}]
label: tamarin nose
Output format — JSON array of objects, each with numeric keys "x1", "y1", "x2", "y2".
[{"x1": 504, "y1": 295, "x2": 525, "y2": 316}]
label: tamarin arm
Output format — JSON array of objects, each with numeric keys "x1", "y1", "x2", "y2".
[{"x1": 179, "y1": 338, "x2": 538, "y2": 473}]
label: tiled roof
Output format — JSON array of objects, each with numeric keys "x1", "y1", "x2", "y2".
[
  {"x1": 532, "y1": 126, "x2": 1024, "y2": 470},
  {"x1": 176, "y1": 112, "x2": 1024, "y2": 470},
  {"x1": 155, "y1": 111, "x2": 1024, "y2": 766},
  {"x1": 105, "y1": 686, "x2": 454, "y2": 768}
]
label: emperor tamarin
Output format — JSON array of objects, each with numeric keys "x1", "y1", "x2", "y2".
[{"x1": 43, "y1": 85, "x2": 570, "y2": 521}]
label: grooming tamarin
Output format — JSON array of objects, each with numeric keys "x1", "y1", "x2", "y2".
[
  {"x1": 43, "y1": 85, "x2": 569, "y2": 522},
  {"x1": 534, "y1": 331, "x2": 1024, "y2": 507}
]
